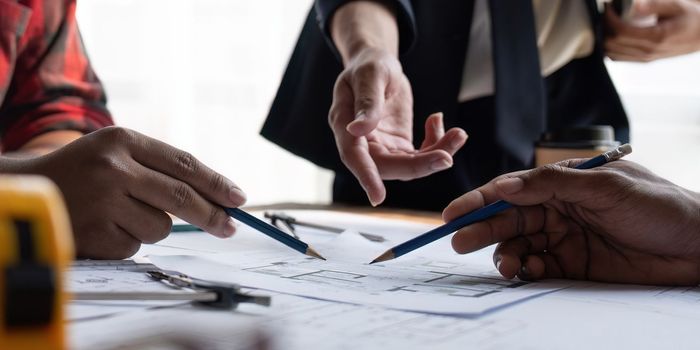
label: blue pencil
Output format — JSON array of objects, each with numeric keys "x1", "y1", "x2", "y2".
[
  {"x1": 224, "y1": 207, "x2": 326, "y2": 260},
  {"x1": 170, "y1": 223, "x2": 205, "y2": 233},
  {"x1": 369, "y1": 144, "x2": 633, "y2": 264}
]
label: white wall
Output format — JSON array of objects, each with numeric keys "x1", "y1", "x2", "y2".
[
  {"x1": 606, "y1": 54, "x2": 700, "y2": 192},
  {"x1": 76, "y1": 1, "x2": 700, "y2": 208},
  {"x1": 77, "y1": 0, "x2": 333, "y2": 207}
]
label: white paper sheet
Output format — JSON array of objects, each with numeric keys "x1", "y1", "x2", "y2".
[
  {"x1": 66, "y1": 260, "x2": 189, "y2": 322},
  {"x1": 69, "y1": 210, "x2": 700, "y2": 350},
  {"x1": 69, "y1": 307, "x2": 270, "y2": 350},
  {"x1": 150, "y1": 227, "x2": 564, "y2": 317}
]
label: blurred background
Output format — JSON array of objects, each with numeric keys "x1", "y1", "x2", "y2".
[{"x1": 76, "y1": 0, "x2": 700, "y2": 206}]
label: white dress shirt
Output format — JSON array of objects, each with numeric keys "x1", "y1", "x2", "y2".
[{"x1": 459, "y1": 0, "x2": 596, "y2": 102}]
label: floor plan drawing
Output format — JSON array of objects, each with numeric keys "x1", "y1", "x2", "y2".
[
  {"x1": 150, "y1": 214, "x2": 566, "y2": 317},
  {"x1": 151, "y1": 248, "x2": 562, "y2": 317},
  {"x1": 242, "y1": 259, "x2": 528, "y2": 298}
]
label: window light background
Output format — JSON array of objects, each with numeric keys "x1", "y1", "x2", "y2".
[{"x1": 76, "y1": 0, "x2": 700, "y2": 206}]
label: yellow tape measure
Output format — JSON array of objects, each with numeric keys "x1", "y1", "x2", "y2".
[{"x1": 0, "y1": 175, "x2": 73, "y2": 350}]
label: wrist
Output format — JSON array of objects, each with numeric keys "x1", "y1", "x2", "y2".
[
  {"x1": 342, "y1": 37, "x2": 394, "y2": 65},
  {"x1": 330, "y1": 0, "x2": 399, "y2": 65},
  {"x1": 0, "y1": 156, "x2": 30, "y2": 174}
]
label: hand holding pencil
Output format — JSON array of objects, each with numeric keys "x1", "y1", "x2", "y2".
[{"x1": 442, "y1": 157, "x2": 700, "y2": 286}]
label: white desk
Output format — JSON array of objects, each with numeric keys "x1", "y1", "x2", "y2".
[{"x1": 68, "y1": 209, "x2": 700, "y2": 350}]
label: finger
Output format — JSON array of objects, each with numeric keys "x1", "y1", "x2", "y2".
[
  {"x1": 451, "y1": 205, "x2": 546, "y2": 254},
  {"x1": 606, "y1": 36, "x2": 679, "y2": 61},
  {"x1": 341, "y1": 137, "x2": 386, "y2": 206},
  {"x1": 606, "y1": 33, "x2": 655, "y2": 51},
  {"x1": 633, "y1": 0, "x2": 683, "y2": 17},
  {"x1": 517, "y1": 254, "x2": 564, "y2": 281},
  {"x1": 606, "y1": 31, "x2": 674, "y2": 54},
  {"x1": 118, "y1": 197, "x2": 173, "y2": 244},
  {"x1": 346, "y1": 62, "x2": 388, "y2": 137},
  {"x1": 369, "y1": 143, "x2": 453, "y2": 181},
  {"x1": 76, "y1": 223, "x2": 142, "y2": 260},
  {"x1": 420, "y1": 127, "x2": 468, "y2": 156},
  {"x1": 331, "y1": 79, "x2": 386, "y2": 206},
  {"x1": 605, "y1": 40, "x2": 655, "y2": 61},
  {"x1": 117, "y1": 128, "x2": 246, "y2": 208},
  {"x1": 490, "y1": 160, "x2": 611, "y2": 207},
  {"x1": 492, "y1": 233, "x2": 549, "y2": 278},
  {"x1": 442, "y1": 169, "x2": 531, "y2": 222},
  {"x1": 607, "y1": 51, "x2": 654, "y2": 62},
  {"x1": 128, "y1": 164, "x2": 237, "y2": 238},
  {"x1": 107, "y1": 224, "x2": 143, "y2": 259},
  {"x1": 605, "y1": 7, "x2": 667, "y2": 43},
  {"x1": 420, "y1": 113, "x2": 445, "y2": 149}
]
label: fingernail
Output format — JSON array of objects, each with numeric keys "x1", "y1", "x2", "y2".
[
  {"x1": 229, "y1": 186, "x2": 247, "y2": 205},
  {"x1": 355, "y1": 111, "x2": 367, "y2": 121},
  {"x1": 223, "y1": 218, "x2": 236, "y2": 237},
  {"x1": 495, "y1": 177, "x2": 524, "y2": 194},
  {"x1": 368, "y1": 193, "x2": 382, "y2": 207},
  {"x1": 430, "y1": 159, "x2": 452, "y2": 171},
  {"x1": 494, "y1": 256, "x2": 502, "y2": 271},
  {"x1": 450, "y1": 133, "x2": 465, "y2": 149},
  {"x1": 519, "y1": 264, "x2": 530, "y2": 277}
]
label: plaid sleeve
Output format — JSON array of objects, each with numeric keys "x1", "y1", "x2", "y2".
[{"x1": 0, "y1": 0, "x2": 113, "y2": 152}]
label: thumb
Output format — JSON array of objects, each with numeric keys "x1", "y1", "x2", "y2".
[
  {"x1": 493, "y1": 161, "x2": 602, "y2": 206},
  {"x1": 346, "y1": 69, "x2": 386, "y2": 137},
  {"x1": 633, "y1": 0, "x2": 683, "y2": 17}
]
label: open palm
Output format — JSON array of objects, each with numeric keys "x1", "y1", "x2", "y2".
[{"x1": 330, "y1": 48, "x2": 468, "y2": 205}]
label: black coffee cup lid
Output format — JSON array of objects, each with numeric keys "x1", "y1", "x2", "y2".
[{"x1": 537, "y1": 125, "x2": 620, "y2": 149}]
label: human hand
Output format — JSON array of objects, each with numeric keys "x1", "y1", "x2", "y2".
[
  {"x1": 443, "y1": 160, "x2": 700, "y2": 286},
  {"x1": 17, "y1": 127, "x2": 246, "y2": 259},
  {"x1": 329, "y1": 47, "x2": 468, "y2": 206},
  {"x1": 605, "y1": 0, "x2": 700, "y2": 62}
]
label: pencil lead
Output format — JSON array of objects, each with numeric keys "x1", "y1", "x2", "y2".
[
  {"x1": 306, "y1": 247, "x2": 326, "y2": 260},
  {"x1": 369, "y1": 250, "x2": 395, "y2": 265}
]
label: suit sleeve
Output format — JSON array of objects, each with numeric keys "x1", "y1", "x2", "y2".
[
  {"x1": 313, "y1": 0, "x2": 416, "y2": 60},
  {"x1": 0, "y1": 0, "x2": 113, "y2": 152}
]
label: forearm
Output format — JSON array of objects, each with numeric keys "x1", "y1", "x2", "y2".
[
  {"x1": 0, "y1": 156, "x2": 25, "y2": 174},
  {"x1": 330, "y1": 0, "x2": 399, "y2": 64},
  {"x1": 3, "y1": 131, "x2": 83, "y2": 158}
]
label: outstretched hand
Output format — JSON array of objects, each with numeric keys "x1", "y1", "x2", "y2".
[{"x1": 330, "y1": 48, "x2": 468, "y2": 206}]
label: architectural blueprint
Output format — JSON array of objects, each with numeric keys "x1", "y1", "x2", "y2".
[{"x1": 150, "y1": 229, "x2": 564, "y2": 316}]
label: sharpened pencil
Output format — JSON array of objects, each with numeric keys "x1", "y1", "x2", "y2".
[
  {"x1": 370, "y1": 144, "x2": 633, "y2": 264},
  {"x1": 225, "y1": 207, "x2": 326, "y2": 260}
]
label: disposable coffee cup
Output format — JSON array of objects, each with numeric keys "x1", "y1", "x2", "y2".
[{"x1": 535, "y1": 126, "x2": 620, "y2": 167}]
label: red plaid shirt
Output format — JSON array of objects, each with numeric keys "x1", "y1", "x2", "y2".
[{"x1": 0, "y1": 0, "x2": 113, "y2": 152}]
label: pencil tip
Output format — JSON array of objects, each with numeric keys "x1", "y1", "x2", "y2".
[
  {"x1": 369, "y1": 250, "x2": 395, "y2": 264},
  {"x1": 306, "y1": 247, "x2": 326, "y2": 260}
]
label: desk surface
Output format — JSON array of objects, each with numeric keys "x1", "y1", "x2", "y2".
[{"x1": 69, "y1": 206, "x2": 700, "y2": 350}]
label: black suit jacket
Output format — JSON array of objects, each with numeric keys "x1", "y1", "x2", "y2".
[{"x1": 261, "y1": 0, "x2": 628, "y2": 211}]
